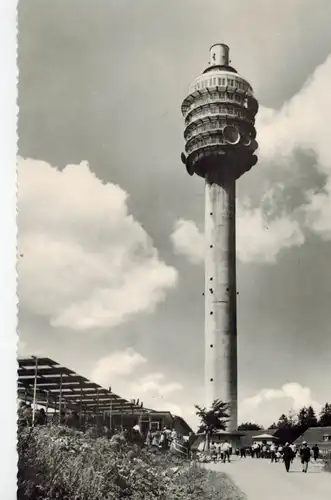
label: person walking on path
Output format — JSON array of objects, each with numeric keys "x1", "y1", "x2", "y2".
[
  {"x1": 252, "y1": 442, "x2": 259, "y2": 458},
  {"x1": 289, "y1": 443, "x2": 296, "y2": 462},
  {"x1": 216, "y1": 442, "x2": 222, "y2": 462},
  {"x1": 221, "y1": 440, "x2": 231, "y2": 463},
  {"x1": 300, "y1": 441, "x2": 311, "y2": 473},
  {"x1": 283, "y1": 442, "x2": 294, "y2": 472},
  {"x1": 211, "y1": 442, "x2": 218, "y2": 463},
  {"x1": 256, "y1": 443, "x2": 261, "y2": 458},
  {"x1": 270, "y1": 443, "x2": 277, "y2": 463},
  {"x1": 312, "y1": 444, "x2": 319, "y2": 461}
]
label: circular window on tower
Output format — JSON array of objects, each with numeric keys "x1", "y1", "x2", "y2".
[
  {"x1": 223, "y1": 125, "x2": 240, "y2": 145},
  {"x1": 242, "y1": 135, "x2": 251, "y2": 146}
]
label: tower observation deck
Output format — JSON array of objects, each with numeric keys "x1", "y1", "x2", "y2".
[{"x1": 181, "y1": 44, "x2": 258, "y2": 432}]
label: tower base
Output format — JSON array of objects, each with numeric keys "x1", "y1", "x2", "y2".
[
  {"x1": 209, "y1": 430, "x2": 243, "y2": 450},
  {"x1": 193, "y1": 430, "x2": 244, "y2": 452}
]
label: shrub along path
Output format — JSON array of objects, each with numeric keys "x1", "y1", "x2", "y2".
[
  {"x1": 17, "y1": 425, "x2": 245, "y2": 500},
  {"x1": 207, "y1": 456, "x2": 331, "y2": 500}
]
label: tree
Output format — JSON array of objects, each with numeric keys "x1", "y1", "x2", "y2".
[
  {"x1": 276, "y1": 414, "x2": 291, "y2": 429},
  {"x1": 287, "y1": 410, "x2": 298, "y2": 428},
  {"x1": 297, "y1": 407, "x2": 308, "y2": 429},
  {"x1": 272, "y1": 410, "x2": 298, "y2": 431},
  {"x1": 297, "y1": 406, "x2": 318, "y2": 430},
  {"x1": 273, "y1": 407, "x2": 318, "y2": 444},
  {"x1": 319, "y1": 403, "x2": 331, "y2": 427},
  {"x1": 273, "y1": 413, "x2": 300, "y2": 444},
  {"x1": 195, "y1": 399, "x2": 229, "y2": 450},
  {"x1": 238, "y1": 422, "x2": 263, "y2": 431},
  {"x1": 306, "y1": 406, "x2": 318, "y2": 427}
]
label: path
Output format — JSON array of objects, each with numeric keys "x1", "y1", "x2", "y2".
[{"x1": 206, "y1": 457, "x2": 331, "y2": 499}]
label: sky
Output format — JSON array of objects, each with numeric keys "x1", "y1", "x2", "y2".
[{"x1": 17, "y1": 0, "x2": 331, "y2": 429}]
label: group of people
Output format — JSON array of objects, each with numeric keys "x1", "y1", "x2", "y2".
[
  {"x1": 250, "y1": 442, "x2": 282, "y2": 459},
  {"x1": 145, "y1": 426, "x2": 178, "y2": 450},
  {"x1": 240, "y1": 440, "x2": 320, "y2": 471},
  {"x1": 246, "y1": 442, "x2": 296, "y2": 461},
  {"x1": 18, "y1": 402, "x2": 192, "y2": 458},
  {"x1": 280, "y1": 441, "x2": 319, "y2": 473},
  {"x1": 210, "y1": 440, "x2": 232, "y2": 463},
  {"x1": 18, "y1": 402, "x2": 83, "y2": 429},
  {"x1": 144, "y1": 426, "x2": 193, "y2": 457},
  {"x1": 208, "y1": 438, "x2": 320, "y2": 474},
  {"x1": 18, "y1": 403, "x2": 48, "y2": 427}
]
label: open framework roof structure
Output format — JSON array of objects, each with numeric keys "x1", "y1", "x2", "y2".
[{"x1": 17, "y1": 356, "x2": 152, "y2": 415}]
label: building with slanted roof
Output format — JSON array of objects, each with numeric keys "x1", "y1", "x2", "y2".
[
  {"x1": 250, "y1": 432, "x2": 278, "y2": 444},
  {"x1": 295, "y1": 426, "x2": 331, "y2": 457},
  {"x1": 239, "y1": 429, "x2": 278, "y2": 448}
]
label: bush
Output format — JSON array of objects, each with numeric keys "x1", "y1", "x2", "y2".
[{"x1": 17, "y1": 425, "x2": 244, "y2": 500}]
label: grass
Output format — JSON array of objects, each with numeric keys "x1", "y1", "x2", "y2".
[{"x1": 195, "y1": 469, "x2": 246, "y2": 500}]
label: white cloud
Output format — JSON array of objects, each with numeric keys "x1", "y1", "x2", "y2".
[
  {"x1": 91, "y1": 348, "x2": 147, "y2": 381},
  {"x1": 17, "y1": 339, "x2": 44, "y2": 358},
  {"x1": 170, "y1": 206, "x2": 303, "y2": 265},
  {"x1": 130, "y1": 372, "x2": 183, "y2": 398},
  {"x1": 304, "y1": 180, "x2": 331, "y2": 239},
  {"x1": 239, "y1": 383, "x2": 321, "y2": 427},
  {"x1": 256, "y1": 53, "x2": 331, "y2": 239},
  {"x1": 236, "y1": 201, "x2": 304, "y2": 263},
  {"x1": 257, "y1": 54, "x2": 331, "y2": 173},
  {"x1": 17, "y1": 339, "x2": 28, "y2": 357},
  {"x1": 172, "y1": 53, "x2": 331, "y2": 262},
  {"x1": 171, "y1": 219, "x2": 205, "y2": 264},
  {"x1": 17, "y1": 158, "x2": 178, "y2": 331},
  {"x1": 90, "y1": 348, "x2": 184, "y2": 415}
]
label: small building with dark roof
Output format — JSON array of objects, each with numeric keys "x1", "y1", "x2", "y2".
[{"x1": 240, "y1": 429, "x2": 278, "y2": 448}]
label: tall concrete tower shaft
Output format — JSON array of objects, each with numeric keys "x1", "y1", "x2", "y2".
[
  {"x1": 181, "y1": 44, "x2": 259, "y2": 431},
  {"x1": 205, "y1": 176, "x2": 237, "y2": 431}
]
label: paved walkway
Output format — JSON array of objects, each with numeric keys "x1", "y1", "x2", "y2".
[{"x1": 206, "y1": 457, "x2": 331, "y2": 499}]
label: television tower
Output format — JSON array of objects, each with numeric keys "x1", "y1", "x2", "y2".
[{"x1": 181, "y1": 44, "x2": 258, "y2": 432}]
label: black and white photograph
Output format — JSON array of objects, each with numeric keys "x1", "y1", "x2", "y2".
[{"x1": 14, "y1": 1, "x2": 331, "y2": 498}]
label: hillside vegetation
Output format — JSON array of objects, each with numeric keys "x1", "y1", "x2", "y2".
[{"x1": 17, "y1": 425, "x2": 245, "y2": 500}]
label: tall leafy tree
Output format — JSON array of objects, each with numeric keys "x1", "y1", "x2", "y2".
[
  {"x1": 195, "y1": 399, "x2": 229, "y2": 450},
  {"x1": 319, "y1": 403, "x2": 331, "y2": 427}
]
